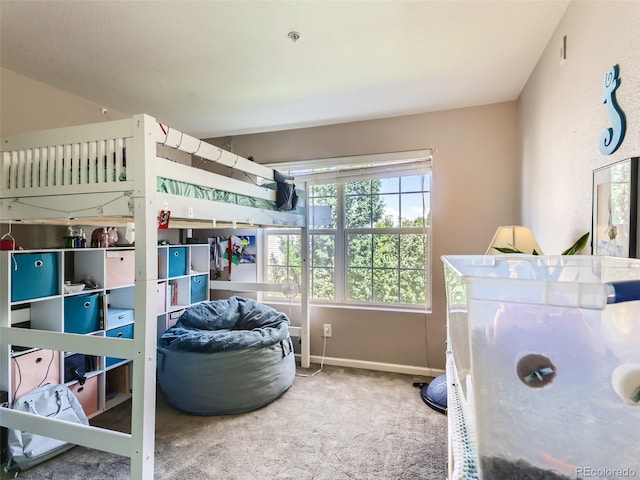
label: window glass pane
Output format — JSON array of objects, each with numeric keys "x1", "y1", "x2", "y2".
[
  {"x1": 399, "y1": 270, "x2": 426, "y2": 304},
  {"x1": 267, "y1": 235, "x2": 288, "y2": 266},
  {"x1": 346, "y1": 179, "x2": 390, "y2": 228},
  {"x1": 310, "y1": 183, "x2": 337, "y2": 197},
  {"x1": 311, "y1": 267, "x2": 334, "y2": 300},
  {"x1": 400, "y1": 234, "x2": 426, "y2": 268},
  {"x1": 401, "y1": 174, "x2": 430, "y2": 192},
  {"x1": 347, "y1": 268, "x2": 371, "y2": 301},
  {"x1": 373, "y1": 268, "x2": 399, "y2": 303},
  {"x1": 312, "y1": 234, "x2": 335, "y2": 267},
  {"x1": 346, "y1": 193, "x2": 372, "y2": 228},
  {"x1": 267, "y1": 266, "x2": 287, "y2": 284},
  {"x1": 291, "y1": 266, "x2": 302, "y2": 282},
  {"x1": 373, "y1": 234, "x2": 398, "y2": 268},
  {"x1": 345, "y1": 179, "x2": 371, "y2": 196},
  {"x1": 347, "y1": 234, "x2": 372, "y2": 267},
  {"x1": 401, "y1": 192, "x2": 429, "y2": 227},
  {"x1": 379, "y1": 177, "x2": 399, "y2": 194},
  {"x1": 309, "y1": 183, "x2": 337, "y2": 229},
  {"x1": 266, "y1": 233, "x2": 301, "y2": 297},
  {"x1": 288, "y1": 235, "x2": 301, "y2": 267},
  {"x1": 376, "y1": 194, "x2": 399, "y2": 227}
]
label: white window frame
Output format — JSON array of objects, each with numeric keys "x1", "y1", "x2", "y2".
[{"x1": 263, "y1": 150, "x2": 432, "y2": 311}]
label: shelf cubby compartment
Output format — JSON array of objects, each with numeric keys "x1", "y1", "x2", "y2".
[
  {"x1": 167, "y1": 277, "x2": 190, "y2": 311},
  {"x1": 189, "y1": 244, "x2": 210, "y2": 275},
  {"x1": 105, "y1": 363, "x2": 131, "y2": 410},
  {"x1": 105, "y1": 323, "x2": 134, "y2": 369},
  {"x1": 66, "y1": 249, "x2": 104, "y2": 290}
]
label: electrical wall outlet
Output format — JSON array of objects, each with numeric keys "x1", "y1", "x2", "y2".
[{"x1": 323, "y1": 323, "x2": 332, "y2": 338}]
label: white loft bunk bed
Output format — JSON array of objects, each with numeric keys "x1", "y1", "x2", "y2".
[{"x1": 0, "y1": 114, "x2": 310, "y2": 479}]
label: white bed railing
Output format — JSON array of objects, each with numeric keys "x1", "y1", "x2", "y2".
[
  {"x1": 2, "y1": 138, "x2": 128, "y2": 189},
  {"x1": 156, "y1": 122, "x2": 278, "y2": 182},
  {"x1": 1, "y1": 119, "x2": 134, "y2": 195}
]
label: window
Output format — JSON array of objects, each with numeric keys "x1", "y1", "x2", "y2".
[
  {"x1": 266, "y1": 230, "x2": 301, "y2": 288},
  {"x1": 264, "y1": 152, "x2": 431, "y2": 309}
]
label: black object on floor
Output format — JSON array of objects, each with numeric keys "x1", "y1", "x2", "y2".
[{"x1": 413, "y1": 373, "x2": 447, "y2": 414}]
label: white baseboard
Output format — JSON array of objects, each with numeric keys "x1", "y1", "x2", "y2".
[{"x1": 295, "y1": 353, "x2": 445, "y2": 378}]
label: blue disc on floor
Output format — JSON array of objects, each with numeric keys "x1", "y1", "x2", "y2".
[{"x1": 420, "y1": 373, "x2": 447, "y2": 414}]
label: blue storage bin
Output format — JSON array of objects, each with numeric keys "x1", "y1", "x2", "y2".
[
  {"x1": 64, "y1": 293, "x2": 100, "y2": 334},
  {"x1": 168, "y1": 247, "x2": 187, "y2": 277},
  {"x1": 190, "y1": 275, "x2": 208, "y2": 303},
  {"x1": 11, "y1": 252, "x2": 59, "y2": 302},
  {"x1": 106, "y1": 323, "x2": 134, "y2": 367},
  {"x1": 64, "y1": 353, "x2": 91, "y2": 383}
]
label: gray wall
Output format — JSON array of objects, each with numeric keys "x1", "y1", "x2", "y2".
[
  {"x1": 519, "y1": 1, "x2": 640, "y2": 253},
  {"x1": 210, "y1": 102, "x2": 520, "y2": 372}
]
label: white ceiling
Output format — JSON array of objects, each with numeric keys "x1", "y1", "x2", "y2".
[{"x1": 0, "y1": 0, "x2": 569, "y2": 138}]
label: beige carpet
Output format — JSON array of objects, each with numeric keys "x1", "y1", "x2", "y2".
[{"x1": 5, "y1": 365, "x2": 447, "y2": 480}]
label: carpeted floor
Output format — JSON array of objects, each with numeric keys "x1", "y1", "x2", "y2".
[{"x1": 5, "y1": 365, "x2": 447, "y2": 480}]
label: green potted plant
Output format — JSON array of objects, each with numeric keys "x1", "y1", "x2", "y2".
[{"x1": 493, "y1": 231, "x2": 590, "y2": 255}]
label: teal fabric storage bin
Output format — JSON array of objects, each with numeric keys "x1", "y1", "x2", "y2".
[
  {"x1": 106, "y1": 323, "x2": 134, "y2": 367},
  {"x1": 190, "y1": 275, "x2": 208, "y2": 303},
  {"x1": 64, "y1": 293, "x2": 100, "y2": 334},
  {"x1": 11, "y1": 252, "x2": 59, "y2": 302},
  {"x1": 168, "y1": 247, "x2": 187, "y2": 277}
]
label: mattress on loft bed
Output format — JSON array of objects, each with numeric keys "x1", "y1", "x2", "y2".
[
  {"x1": 157, "y1": 176, "x2": 305, "y2": 213},
  {"x1": 157, "y1": 177, "x2": 276, "y2": 211}
]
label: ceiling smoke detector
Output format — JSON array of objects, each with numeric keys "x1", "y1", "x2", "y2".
[{"x1": 288, "y1": 31, "x2": 300, "y2": 43}]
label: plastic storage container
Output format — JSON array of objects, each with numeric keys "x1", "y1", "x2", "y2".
[{"x1": 442, "y1": 255, "x2": 640, "y2": 480}]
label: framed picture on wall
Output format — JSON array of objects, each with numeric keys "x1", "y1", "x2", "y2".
[{"x1": 592, "y1": 157, "x2": 639, "y2": 257}]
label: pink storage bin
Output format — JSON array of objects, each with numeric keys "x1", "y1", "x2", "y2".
[
  {"x1": 105, "y1": 250, "x2": 135, "y2": 288},
  {"x1": 11, "y1": 349, "x2": 61, "y2": 400},
  {"x1": 69, "y1": 375, "x2": 99, "y2": 417}
]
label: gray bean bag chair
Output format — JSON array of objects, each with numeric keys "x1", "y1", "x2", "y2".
[{"x1": 157, "y1": 296, "x2": 295, "y2": 415}]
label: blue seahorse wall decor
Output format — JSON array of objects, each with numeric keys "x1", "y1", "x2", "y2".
[{"x1": 599, "y1": 64, "x2": 626, "y2": 155}]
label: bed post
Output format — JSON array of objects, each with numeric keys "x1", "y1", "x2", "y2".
[
  {"x1": 300, "y1": 221, "x2": 310, "y2": 368},
  {"x1": 130, "y1": 114, "x2": 159, "y2": 479}
]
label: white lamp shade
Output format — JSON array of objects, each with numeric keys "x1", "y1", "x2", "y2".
[{"x1": 486, "y1": 225, "x2": 544, "y2": 255}]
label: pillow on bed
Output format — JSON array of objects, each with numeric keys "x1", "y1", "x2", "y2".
[{"x1": 274, "y1": 170, "x2": 298, "y2": 211}]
